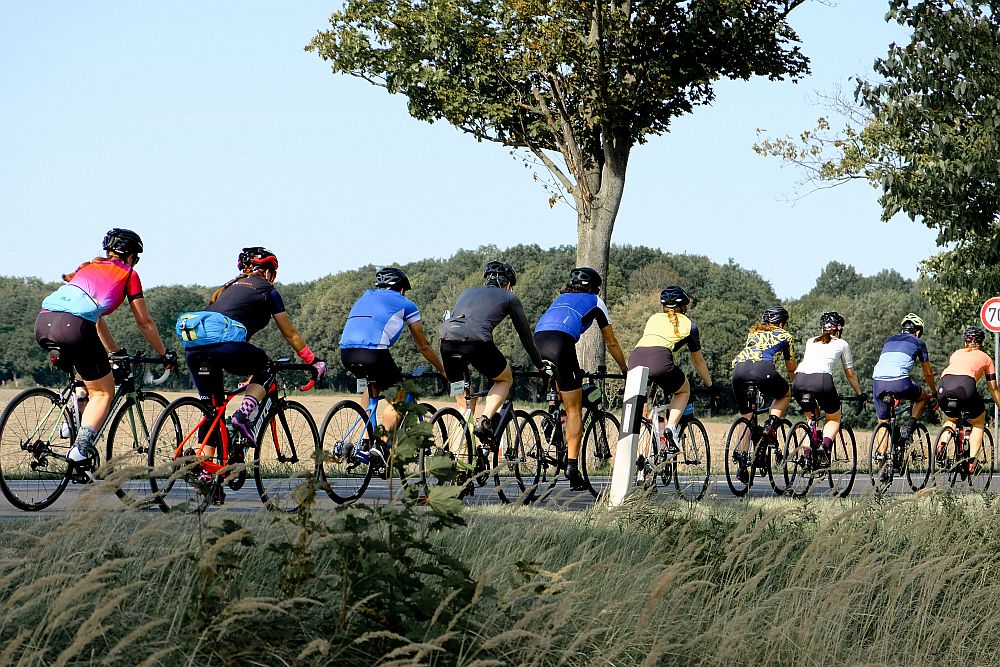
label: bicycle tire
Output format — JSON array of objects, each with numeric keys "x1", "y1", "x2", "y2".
[
  {"x1": 724, "y1": 417, "x2": 754, "y2": 497},
  {"x1": 530, "y1": 408, "x2": 562, "y2": 492},
  {"x1": 147, "y1": 396, "x2": 214, "y2": 513},
  {"x1": 0, "y1": 387, "x2": 73, "y2": 511},
  {"x1": 107, "y1": 391, "x2": 169, "y2": 508},
  {"x1": 254, "y1": 400, "x2": 320, "y2": 512},
  {"x1": 765, "y1": 419, "x2": 792, "y2": 496},
  {"x1": 827, "y1": 424, "x2": 856, "y2": 497},
  {"x1": 783, "y1": 422, "x2": 815, "y2": 498},
  {"x1": 421, "y1": 407, "x2": 472, "y2": 497},
  {"x1": 905, "y1": 423, "x2": 933, "y2": 492},
  {"x1": 673, "y1": 417, "x2": 710, "y2": 501},
  {"x1": 493, "y1": 409, "x2": 538, "y2": 505},
  {"x1": 516, "y1": 409, "x2": 544, "y2": 501},
  {"x1": 867, "y1": 423, "x2": 894, "y2": 493},
  {"x1": 971, "y1": 427, "x2": 995, "y2": 492},
  {"x1": 580, "y1": 410, "x2": 621, "y2": 498},
  {"x1": 934, "y1": 426, "x2": 960, "y2": 488},
  {"x1": 318, "y1": 400, "x2": 375, "y2": 505}
]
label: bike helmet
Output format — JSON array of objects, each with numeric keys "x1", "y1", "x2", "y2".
[
  {"x1": 568, "y1": 267, "x2": 602, "y2": 294},
  {"x1": 761, "y1": 305, "x2": 789, "y2": 326},
  {"x1": 900, "y1": 313, "x2": 925, "y2": 335},
  {"x1": 102, "y1": 228, "x2": 143, "y2": 256},
  {"x1": 963, "y1": 325, "x2": 986, "y2": 346},
  {"x1": 820, "y1": 311, "x2": 845, "y2": 333},
  {"x1": 659, "y1": 285, "x2": 691, "y2": 308},
  {"x1": 374, "y1": 266, "x2": 411, "y2": 291},
  {"x1": 237, "y1": 246, "x2": 279, "y2": 272},
  {"x1": 483, "y1": 260, "x2": 517, "y2": 288}
]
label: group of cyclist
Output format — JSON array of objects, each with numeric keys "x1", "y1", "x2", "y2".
[{"x1": 32, "y1": 229, "x2": 1000, "y2": 491}]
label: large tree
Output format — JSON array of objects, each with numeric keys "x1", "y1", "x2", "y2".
[{"x1": 308, "y1": 0, "x2": 809, "y2": 365}]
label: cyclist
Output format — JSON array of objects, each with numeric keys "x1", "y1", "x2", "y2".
[
  {"x1": 628, "y1": 285, "x2": 722, "y2": 453},
  {"x1": 791, "y1": 311, "x2": 865, "y2": 467},
  {"x1": 180, "y1": 247, "x2": 326, "y2": 453},
  {"x1": 730, "y1": 305, "x2": 797, "y2": 482},
  {"x1": 34, "y1": 228, "x2": 176, "y2": 474},
  {"x1": 871, "y1": 313, "x2": 937, "y2": 438},
  {"x1": 533, "y1": 267, "x2": 628, "y2": 490},
  {"x1": 937, "y1": 326, "x2": 1000, "y2": 474},
  {"x1": 439, "y1": 260, "x2": 547, "y2": 443}
]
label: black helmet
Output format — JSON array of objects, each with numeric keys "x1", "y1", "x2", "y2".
[
  {"x1": 659, "y1": 285, "x2": 691, "y2": 308},
  {"x1": 900, "y1": 313, "x2": 925, "y2": 335},
  {"x1": 237, "y1": 246, "x2": 279, "y2": 272},
  {"x1": 102, "y1": 228, "x2": 143, "y2": 257},
  {"x1": 963, "y1": 325, "x2": 986, "y2": 346},
  {"x1": 761, "y1": 306, "x2": 789, "y2": 326},
  {"x1": 483, "y1": 260, "x2": 516, "y2": 288},
  {"x1": 374, "y1": 266, "x2": 411, "y2": 291},
  {"x1": 820, "y1": 311, "x2": 845, "y2": 333},
  {"x1": 568, "y1": 267, "x2": 602, "y2": 294}
]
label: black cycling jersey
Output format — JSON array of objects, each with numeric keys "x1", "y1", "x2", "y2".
[
  {"x1": 439, "y1": 286, "x2": 543, "y2": 367},
  {"x1": 207, "y1": 274, "x2": 285, "y2": 338}
]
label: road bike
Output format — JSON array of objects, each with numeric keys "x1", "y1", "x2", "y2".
[
  {"x1": 782, "y1": 394, "x2": 862, "y2": 498},
  {"x1": 0, "y1": 349, "x2": 170, "y2": 511},
  {"x1": 934, "y1": 399, "x2": 995, "y2": 492},
  {"x1": 318, "y1": 366, "x2": 442, "y2": 504},
  {"x1": 146, "y1": 359, "x2": 319, "y2": 513},
  {"x1": 867, "y1": 392, "x2": 933, "y2": 493},
  {"x1": 723, "y1": 382, "x2": 791, "y2": 497},
  {"x1": 634, "y1": 384, "x2": 711, "y2": 501}
]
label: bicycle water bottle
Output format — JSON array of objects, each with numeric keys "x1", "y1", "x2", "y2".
[{"x1": 683, "y1": 404, "x2": 694, "y2": 417}]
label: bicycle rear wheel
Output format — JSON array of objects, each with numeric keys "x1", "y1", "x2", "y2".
[
  {"x1": 905, "y1": 423, "x2": 933, "y2": 492},
  {"x1": 530, "y1": 408, "x2": 562, "y2": 492},
  {"x1": 493, "y1": 409, "x2": 538, "y2": 504},
  {"x1": 971, "y1": 428, "x2": 995, "y2": 492},
  {"x1": 147, "y1": 397, "x2": 214, "y2": 513},
  {"x1": 254, "y1": 400, "x2": 320, "y2": 512},
  {"x1": 934, "y1": 426, "x2": 961, "y2": 488},
  {"x1": 765, "y1": 419, "x2": 792, "y2": 495},
  {"x1": 867, "y1": 423, "x2": 893, "y2": 493},
  {"x1": 827, "y1": 424, "x2": 856, "y2": 497},
  {"x1": 421, "y1": 407, "x2": 473, "y2": 497},
  {"x1": 673, "y1": 417, "x2": 710, "y2": 501},
  {"x1": 724, "y1": 417, "x2": 754, "y2": 497},
  {"x1": 783, "y1": 422, "x2": 815, "y2": 498},
  {"x1": 580, "y1": 410, "x2": 620, "y2": 498},
  {"x1": 107, "y1": 391, "x2": 169, "y2": 507},
  {"x1": 0, "y1": 387, "x2": 73, "y2": 511},
  {"x1": 319, "y1": 400, "x2": 374, "y2": 505}
]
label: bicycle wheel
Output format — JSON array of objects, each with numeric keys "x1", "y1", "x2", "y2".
[
  {"x1": 147, "y1": 397, "x2": 214, "y2": 513},
  {"x1": 934, "y1": 426, "x2": 961, "y2": 488},
  {"x1": 421, "y1": 407, "x2": 472, "y2": 496},
  {"x1": 319, "y1": 400, "x2": 374, "y2": 505},
  {"x1": 254, "y1": 400, "x2": 320, "y2": 512},
  {"x1": 724, "y1": 417, "x2": 754, "y2": 497},
  {"x1": 580, "y1": 410, "x2": 621, "y2": 498},
  {"x1": 867, "y1": 423, "x2": 894, "y2": 493},
  {"x1": 971, "y1": 427, "x2": 995, "y2": 492},
  {"x1": 674, "y1": 417, "x2": 710, "y2": 501},
  {"x1": 905, "y1": 423, "x2": 933, "y2": 492},
  {"x1": 493, "y1": 409, "x2": 539, "y2": 505},
  {"x1": 634, "y1": 418, "x2": 658, "y2": 490},
  {"x1": 107, "y1": 391, "x2": 169, "y2": 507},
  {"x1": 766, "y1": 419, "x2": 792, "y2": 495},
  {"x1": 827, "y1": 424, "x2": 856, "y2": 497},
  {"x1": 783, "y1": 422, "x2": 815, "y2": 498},
  {"x1": 0, "y1": 387, "x2": 73, "y2": 511},
  {"x1": 531, "y1": 408, "x2": 562, "y2": 492}
]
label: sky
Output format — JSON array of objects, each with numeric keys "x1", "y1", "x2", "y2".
[{"x1": 0, "y1": 1, "x2": 939, "y2": 300}]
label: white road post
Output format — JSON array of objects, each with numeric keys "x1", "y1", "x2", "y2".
[{"x1": 608, "y1": 365, "x2": 649, "y2": 507}]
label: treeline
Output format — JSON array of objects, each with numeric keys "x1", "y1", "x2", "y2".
[{"x1": 0, "y1": 246, "x2": 960, "y2": 421}]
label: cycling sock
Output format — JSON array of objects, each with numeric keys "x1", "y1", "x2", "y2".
[
  {"x1": 69, "y1": 426, "x2": 98, "y2": 461},
  {"x1": 762, "y1": 415, "x2": 778, "y2": 435},
  {"x1": 237, "y1": 395, "x2": 259, "y2": 418},
  {"x1": 821, "y1": 436, "x2": 833, "y2": 450},
  {"x1": 567, "y1": 458, "x2": 579, "y2": 473}
]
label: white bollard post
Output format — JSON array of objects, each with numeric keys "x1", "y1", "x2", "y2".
[{"x1": 608, "y1": 366, "x2": 649, "y2": 507}]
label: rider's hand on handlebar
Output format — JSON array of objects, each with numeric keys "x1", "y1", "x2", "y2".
[
  {"x1": 708, "y1": 383, "x2": 724, "y2": 409},
  {"x1": 109, "y1": 347, "x2": 128, "y2": 360},
  {"x1": 162, "y1": 349, "x2": 179, "y2": 371},
  {"x1": 312, "y1": 359, "x2": 327, "y2": 379},
  {"x1": 539, "y1": 360, "x2": 556, "y2": 378}
]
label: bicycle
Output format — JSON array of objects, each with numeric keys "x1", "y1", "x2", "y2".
[
  {"x1": 146, "y1": 359, "x2": 319, "y2": 513},
  {"x1": 424, "y1": 366, "x2": 539, "y2": 504},
  {"x1": 782, "y1": 394, "x2": 862, "y2": 499},
  {"x1": 723, "y1": 382, "x2": 792, "y2": 497},
  {"x1": 527, "y1": 370, "x2": 623, "y2": 499},
  {"x1": 318, "y1": 366, "x2": 442, "y2": 504},
  {"x1": 0, "y1": 349, "x2": 170, "y2": 511},
  {"x1": 933, "y1": 400, "x2": 995, "y2": 492},
  {"x1": 866, "y1": 393, "x2": 933, "y2": 493},
  {"x1": 634, "y1": 384, "x2": 711, "y2": 501}
]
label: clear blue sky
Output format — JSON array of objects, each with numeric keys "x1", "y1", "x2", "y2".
[{"x1": 0, "y1": 1, "x2": 937, "y2": 299}]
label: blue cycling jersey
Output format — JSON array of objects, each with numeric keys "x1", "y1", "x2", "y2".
[
  {"x1": 534, "y1": 292, "x2": 611, "y2": 342},
  {"x1": 872, "y1": 332, "x2": 929, "y2": 381},
  {"x1": 340, "y1": 290, "x2": 421, "y2": 350}
]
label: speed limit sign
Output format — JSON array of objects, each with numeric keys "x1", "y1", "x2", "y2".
[{"x1": 981, "y1": 297, "x2": 1000, "y2": 333}]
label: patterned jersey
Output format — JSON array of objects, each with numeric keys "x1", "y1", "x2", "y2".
[
  {"x1": 206, "y1": 274, "x2": 286, "y2": 339},
  {"x1": 634, "y1": 312, "x2": 702, "y2": 353},
  {"x1": 40, "y1": 258, "x2": 143, "y2": 323},
  {"x1": 872, "y1": 332, "x2": 929, "y2": 381},
  {"x1": 941, "y1": 348, "x2": 997, "y2": 382},
  {"x1": 534, "y1": 292, "x2": 611, "y2": 342},
  {"x1": 732, "y1": 327, "x2": 795, "y2": 366},
  {"x1": 340, "y1": 290, "x2": 421, "y2": 350}
]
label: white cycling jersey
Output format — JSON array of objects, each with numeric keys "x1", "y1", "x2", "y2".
[{"x1": 796, "y1": 336, "x2": 854, "y2": 376}]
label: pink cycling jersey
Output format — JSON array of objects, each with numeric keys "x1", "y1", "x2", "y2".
[{"x1": 41, "y1": 258, "x2": 143, "y2": 321}]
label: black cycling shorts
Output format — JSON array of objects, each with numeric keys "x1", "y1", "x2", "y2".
[
  {"x1": 872, "y1": 378, "x2": 922, "y2": 420},
  {"x1": 732, "y1": 361, "x2": 790, "y2": 414},
  {"x1": 792, "y1": 372, "x2": 840, "y2": 415},
  {"x1": 340, "y1": 348, "x2": 402, "y2": 389},
  {"x1": 34, "y1": 311, "x2": 111, "y2": 381},
  {"x1": 185, "y1": 342, "x2": 270, "y2": 403},
  {"x1": 629, "y1": 346, "x2": 685, "y2": 395},
  {"x1": 938, "y1": 375, "x2": 986, "y2": 420},
  {"x1": 440, "y1": 339, "x2": 508, "y2": 381},
  {"x1": 534, "y1": 331, "x2": 584, "y2": 391}
]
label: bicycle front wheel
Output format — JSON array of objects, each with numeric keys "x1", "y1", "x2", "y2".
[
  {"x1": 724, "y1": 417, "x2": 754, "y2": 497},
  {"x1": 530, "y1": 408, "x2": 562, "y2": 492},
  {"x1": 580, "y1": 410, "x2": 620, "y2": 498},
  {"x1": 147, "y1": 397, "x2": 214, "y2": 513},
  {"x1": 107, "y1": 391, "x2": 169, "y2": 507},
  {"x1": 827, "y1": 424, "x2": 856, "y2": 497},
  {"x1": 674, "y1": 418, "x2": 710, "y2": 501},
  {"x1": 867, "y1": 423, "x2": 893, "y2": 493},
  {"x1": 421, "y1": 407, "x2": 472, "y2": 497},
  {"x1": 766, "y1": 419, "x2": 792, "y2": 496},
  {"x1": 971, "y1": 427, "x2": 995, "y2": 492},
  {"x1": 254, "y1": 400, "x2": 320, "y2": 512},
  {"x1": 0, "y1": 387, "x2": 73, "y2": 511},
  {"x1": 905, "y1": 423, "x2": 933, "y2": 492},
  {"x1": 934, "y1": 426, "x2": 961, "y2": 488},
  {"x1": 319, "y1": 400, "x2": 374, "y2": 505},
  {"x1": 783, "y1": 422, "x2": 814, "y2": 499},
  {"x1": 493, "y1": 409, "x2": 539, "y2": 505}
]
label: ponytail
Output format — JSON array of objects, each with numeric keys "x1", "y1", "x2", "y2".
[
  {"x1": 815, "y1": 332, "x2": 833, "y2": 344},
  {"x1": 62, "y1": 255, "x2": 112, "y2": 282},
  {"x1": 211, "y1": 272, "x2": 250, "y2": 304},
  {"x1": 664, "y1": 307, "x2": 681, "y2": 336}
]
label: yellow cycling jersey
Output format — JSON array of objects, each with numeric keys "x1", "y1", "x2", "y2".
[
  {"x1": 732, "y1": 328, "x2": 795, "y2": 366},
  {"x1": 634, "y1": 312, "x2": 700, "y2": 353}
]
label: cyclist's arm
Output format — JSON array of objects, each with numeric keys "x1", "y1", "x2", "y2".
[
  {"x1": 690, "y1": 350, "x2": 713, "y2": 388},
  {"x1": 272, "y1": 311, "x2": 308, "y2": 353},
  {"x1": 844, "y1": 367, "x2": 863, "y2": 396},
  {"x1": 128, "y1": 297, "x2": 167, "y2": 356},
  {"x1": 785, "y1": 357, "x2": 797, "y2": 381},
  {"x1": 96, "y1": 316, "x2": 120, "y2": 354},
  {"x1": 986, "y1": 379, "x2": 1000, "y2": 407},
  {"x1": 599, "y1": 324, "x2": 628, "y2": 373},
  {"x1": 408, "y1": 321, "x2": 448, "y2": 379},
  {"x1": 509, "y1": 299, "x2": 544, "y2": 368},
  {"x1": 921, "y1": 361, "x2": 937, "y2": 394}
]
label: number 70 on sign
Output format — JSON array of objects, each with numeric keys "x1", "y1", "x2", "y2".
[{"x1": 980, "y1": 297, "x2": 1000, "y2": 333}]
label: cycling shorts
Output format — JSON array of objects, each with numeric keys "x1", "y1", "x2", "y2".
[
  {"x1": 731, "y1": 361, "x2": 789, "y2": 414},
  {"x1": 938, "y1": 375, "x2": 985, "y2": 420},
  {"x1": 34, "y1": 311, "x2": 111, "y2": 381},
  {"x1": 629, "y1": 346, "x2": 685, "y2": 395},
  {"x1": 792, "y1": 372, "x2": 840, "y2": 415},
  {"x1": 184, "y1": 342, "x2": 270, "y2": 403},
  {"x1": 872, "y1": 378, "x2": 922, "y2": 420},
  {"x1": 340, "y1": 348, "x2": 402, "y2": 389},
  {"x1": 534, "y1": 331, "x2": 584, "y2": 391},
  {"x1": 439, "y1": 339, "x2": 508, "y2": 381}
]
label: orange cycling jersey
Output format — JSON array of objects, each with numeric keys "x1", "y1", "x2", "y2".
[{"x1": 941, "y1": 348, "x2": 997, "y2": 382}]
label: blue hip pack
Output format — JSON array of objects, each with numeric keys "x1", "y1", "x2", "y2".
[{"x1": 175, "y1": 311, "x2": 248, "y2": 348}]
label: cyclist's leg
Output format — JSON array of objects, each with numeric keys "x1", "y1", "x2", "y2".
[
  {"x1": 184, "y1": 347, "x2": 229, "y2": 458},
  {"x1": 630, "y1": 347, "x2": 684, "y2": 443},
  {"x1": 534, "y1": 331, "x2": 585, "y2": 459},
  {"x1": 212, "y1": 342, "x2": 269, "y2": 440},
  {"x1": 968, "y1": 410, "x2": 988, "y2": 461},
  {"x1": 468, "y1": 342, "x2": 511, "y2": 432}
]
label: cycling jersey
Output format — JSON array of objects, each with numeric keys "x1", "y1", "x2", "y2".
[
  {"x1": 40, "y1": 258, "x2": 143, "y2": 322},
  {"x1": 872, "y1": 333, "x2": 929, "y2": 381},
  {"x1": 340, "y1": 290, "x2": 421, "y2": 350},
  {"x1": 440, "y1": 286, "x2": 543, "y2": 367},
  {"x1": 795, "y1": 337, "x2": 854, "y2": 376},
  {"x1": 634, "y1": 313, "x2": 702, "y2": 353},
  {"x1": 732, "y1": 327, "x2": 794, "y2": 366},
  {"x1": 534, "y1": 293, "x2": 611, "y2": 341},
  {"x1": 941, "y1": 348, "x2": 997, "y2": 382},
  {"x1": 206, "y1": 275, "x2": 285, "y2": 339}
]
